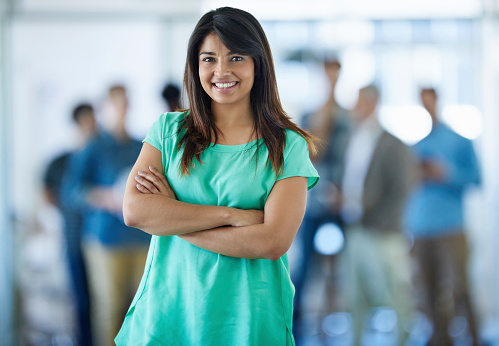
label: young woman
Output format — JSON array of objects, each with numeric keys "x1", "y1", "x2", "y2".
[{"x1": 115, "y1": 7, "x2": 319, "y2": 345}]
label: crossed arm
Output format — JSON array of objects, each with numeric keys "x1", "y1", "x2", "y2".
[{"x1": 123, "y1": 143, "x2": 308, "y2": 261}]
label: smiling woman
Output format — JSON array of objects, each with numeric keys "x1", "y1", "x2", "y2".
[
  {"x1": 115, "y1": 7, "x2": 319, "y2": 346},
  {"x1": 198, "y1": 33, "x2": 255, "y2": 120},
  {"x1": 177, "y1": 6, "x2": 317, "y2": 176}
]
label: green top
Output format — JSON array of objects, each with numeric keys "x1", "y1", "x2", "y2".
[{"x1": 115, "y1": 112, "x2": 319, "y2": 345}]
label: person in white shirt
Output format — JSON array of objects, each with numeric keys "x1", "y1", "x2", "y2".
[{"x1": 339, "y1": 85, "x2": 416, "y2": 346}]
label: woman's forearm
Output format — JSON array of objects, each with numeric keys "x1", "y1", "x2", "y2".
[
  {"x1": 123, "y1": 143, "x2": 259, "y2": 236},
  {"x1": 123, "y1": 193, "x2": 233, "y2": 236},
  {"x1": 177, "y1": 177, "x2": 309, "y2": 261},
  {"x1": 178, "y1": 223, "x2": 290, "y2": 261}
]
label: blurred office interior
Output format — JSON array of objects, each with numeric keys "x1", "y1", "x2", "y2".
[{"x1": 2, "y1": 0, "x2": 499, "y2": 345}]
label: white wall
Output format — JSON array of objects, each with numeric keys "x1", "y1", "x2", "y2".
[
  {"x1": 0, "y1": 4, "x2": 14, "y2": 345},
  {"x1": 480, "y1": 18, "x2": 499, "y2": 327},
  {"x1": 11, "y1": 19, "x2": 169, "y2": 217}
]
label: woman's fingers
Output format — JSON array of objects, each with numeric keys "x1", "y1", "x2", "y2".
[
  {"x1": 136, "y1": 182, "x2": 152, "y2": 194},
  {"x1": 136, "y1": 166, "x2": 177, "y2": 199},
  {"x1": 137, "y1": 170, "x2": 166, "y2": 190},
  {"x1": 231, "y1": 209, "x2": 264, "y2": 227},
  {"x1": 148, "y1": 166, "x2": 177, "y2": 199},
  {"x1": 135, "y1": 173, "x2": 160, "y2": 192},
  {"x1": 148, "y1": 166, "x2": 170, "y2": 188}
]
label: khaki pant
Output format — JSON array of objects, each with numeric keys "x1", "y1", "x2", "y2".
[
  {"x1": 412, "y1": 232, "x2": 479, "y2": 346},
  {"x1": 83, "y1": 243, "x2": 148, "y2": 346},
  {"x1": 343, "y1": 227, "x2": 415, "y2": 346}
]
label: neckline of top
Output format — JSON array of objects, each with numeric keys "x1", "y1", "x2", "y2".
[{"x1": 207, "y1": 138, "x2": 263, "y2": 152}]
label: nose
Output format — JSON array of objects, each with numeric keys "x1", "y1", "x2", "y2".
[{"x1": 214, "y1": 60, "x2": 231, "y2": 76}]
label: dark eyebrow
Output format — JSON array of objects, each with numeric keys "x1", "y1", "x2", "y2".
[{"x1": 199, "y1": 51, "x2": 241, "y2": 56}]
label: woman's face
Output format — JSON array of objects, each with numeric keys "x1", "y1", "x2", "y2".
[{"x1": 198, "y1": 33, "x2": 255, "y2": 108}]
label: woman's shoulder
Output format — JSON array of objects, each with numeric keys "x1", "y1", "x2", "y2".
[
  {"x1": 153, "y1": 111, "x2": 189, "y2": 138},
  {"x1": 284, "y1": 128, "x2": 308, "y2": 148},
  {"x1": 280, "y1": 129, "x2": 313, "y2": 162}
]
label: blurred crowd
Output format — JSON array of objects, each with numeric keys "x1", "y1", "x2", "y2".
[
  {"x1": 27, "y1": 60, "x2": 483, "y2": 346},
  {"x1": 37, "y1": 83, "x2": 180, "y2": 346},
  {"x1": 292, "y1": 60, "x2": 482, "y2": 346}
]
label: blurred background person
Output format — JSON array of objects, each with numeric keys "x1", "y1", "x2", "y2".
[
  {"x1": 61, "y1": 85, "x2": 151, "y2": 346},
  {"x1": 161, "y1": 82, "x2": 181, "y2": 112},
  {"x1": 43, "y1": 103, "x2": 97, "y2": 346},
  {"x1": 340, "y1": 85, "x2": 416, "y2": 346},
  {"x1": 292, "y1": 58, "x2": 350, "y2": 339},
  {"x1": 404, "y1": 88, "x2": 481, "y2": 346}
]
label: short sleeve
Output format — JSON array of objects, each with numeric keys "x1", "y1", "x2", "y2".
[
  {"x1": 278, "y1": 131, "x2": 320, "y2": 190},
  {"x1": 143, "y1": 111, "x2": 186, "y2": 152},
  {"x1": 143, "y1": 114, "x2": 166, "y2": 153}
]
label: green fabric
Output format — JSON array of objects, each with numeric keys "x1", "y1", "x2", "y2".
[{"x1": 115, "y1": 112, "x2": 319, "y2": 345}]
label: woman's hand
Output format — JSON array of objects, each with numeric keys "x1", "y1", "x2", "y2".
[
  {"x1": 134, "y1": 165, "x2": 177, "y2": 200},
  {"x1": 134, "y1": 165, "x2": 262, "y2": 227},
  {"x1": 229, "y1": 209, "x2": 264, "y2": 227}
]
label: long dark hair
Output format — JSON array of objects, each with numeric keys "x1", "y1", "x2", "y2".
[{"x1": 179, "y1": 7, "x2": 316, "y2": 176}]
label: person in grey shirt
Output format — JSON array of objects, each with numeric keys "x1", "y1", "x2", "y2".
[{"x1": 339, "y1": 85, "x2": 416, "y2": 346}]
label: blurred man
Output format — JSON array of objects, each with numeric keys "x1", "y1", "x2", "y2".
[
  {"x1": 62, "y1": 86, "x2": 151, "y2": 346},
  {"x1": 292, "y1": 59, "x2": 350, "y2": 338},
  {"x1": 161, "y1": 82, "x2": 181, "y2": 112},
  {"x1": 340, "y1": 85, "x2": 416, "y2": 346},
  {"x1": 404, "y1": 88, "x2": 480, "y2": 346},
  {"x1": 44, "y1": 103, "x2": 97, "y2": 346}
]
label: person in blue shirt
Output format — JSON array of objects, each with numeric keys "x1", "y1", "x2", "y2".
[
  {"x1": 62, "y1": 85, "x2": 151, "y2": 346},
  {"x1": 44, "y1": 103, "x2": 97, "y2": 346},
  {"x1": 404, "y1": 88, "x2": 480, "y2": 346}
]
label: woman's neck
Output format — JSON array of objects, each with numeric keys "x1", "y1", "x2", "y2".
[
  {"x1": 212, "y1": 102, "x2": 253, "y2": 126},
  {"x1": 211, "y1": 102, "x2": 256, "y2": 145}
]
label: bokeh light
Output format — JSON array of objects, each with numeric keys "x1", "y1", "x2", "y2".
[
  {"x1": 442, "y1": 105, "x2": 484, "y2": 140},
  {"x1": 313, "y1": 223, "x2": 344, "y2": 256},
  {"x1": 378, "y1": 105, "x2": 433, "y2": 145}
]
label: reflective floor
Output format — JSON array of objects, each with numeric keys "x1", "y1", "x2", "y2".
[
  {"x1": 15, "y1": 209, "x2": 499, "y2": 346},
  {"x1": 296, "y1": 310, "x2": 495, "y2": 345}
]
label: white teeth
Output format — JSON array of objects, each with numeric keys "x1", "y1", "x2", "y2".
[{"x1": 215, "y1": 82, "x2": 236, "y2": 88}]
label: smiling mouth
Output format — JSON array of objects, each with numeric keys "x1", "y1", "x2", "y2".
[{"x1": 213, "y1": 82, "x2": 238, "y2": 89}]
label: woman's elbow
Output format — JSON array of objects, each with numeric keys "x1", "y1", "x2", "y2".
[
  {"x1": 266, "y1": 252, "x2": 285, "y2": 261},
  {"x1": 257, "y1": 224, "x2": 297, "y2": 261},
  {"x1": 263, "y1": 238, "x2": 292, "y2": 261},
  {"x1": 123, "y1": 212, "x2": 137, "y2": 228},
  {"x1": 123, "y1": 197, "x2": 141, "y2": 228}
]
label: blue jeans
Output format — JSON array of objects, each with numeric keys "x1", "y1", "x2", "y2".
[{"x1": 62, "y1": 212, "x2": 93, "y2": 346}]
